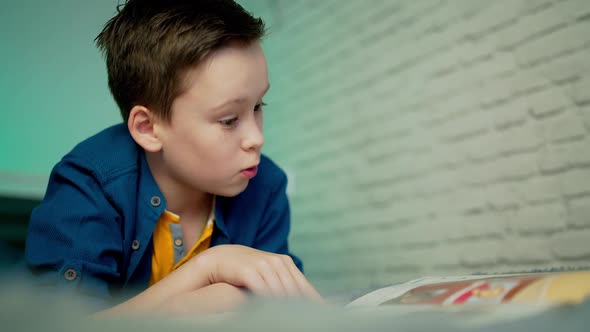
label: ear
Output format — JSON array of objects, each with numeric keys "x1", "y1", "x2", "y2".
[{"x1": 127, "y1": 105, "x2": 163, "y2": 153}]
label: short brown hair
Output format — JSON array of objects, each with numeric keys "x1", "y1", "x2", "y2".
[{"x1": 95, "y1": 0, "x2": 265, "y2": 122}]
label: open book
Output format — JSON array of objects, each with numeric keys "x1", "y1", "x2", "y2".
[{"x1": 348, "y1": 271, "x2": 590, "y2": 307}]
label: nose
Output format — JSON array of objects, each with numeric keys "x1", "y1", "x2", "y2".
[{"x1": 241, "y1": 117, "x2": 264, "y2": 151}]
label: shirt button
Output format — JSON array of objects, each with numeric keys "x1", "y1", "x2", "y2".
[
  {"x1": 131, "y1": 239, "x2": 141, "y2": 251},
  {"x1": 150, "y1": 196, "x2": 161, "y2": 207},
  {"x1": 174, "y1": 238, "x2": 183, "y2": 247},
  {"x1": 64, "y1": 268, "x2": 78, "y2": 281}
]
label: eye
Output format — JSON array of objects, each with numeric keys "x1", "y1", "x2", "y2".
[
  {"x1": 254, "y1": 102, "x2": 267, "y2": 112},
  {"x1": 219, "y1": 116, "x2": 239, "y2": 128}
]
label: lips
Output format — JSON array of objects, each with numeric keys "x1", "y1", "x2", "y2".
[{"x1": 240, "y1": 165, "x2": 258, "y2": 179}]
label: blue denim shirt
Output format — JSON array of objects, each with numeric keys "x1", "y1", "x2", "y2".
[{"x1": 25, "y1": 124, "x2": 301, "y2": 306}]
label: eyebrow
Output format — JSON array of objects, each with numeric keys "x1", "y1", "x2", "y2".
[{"x1": 211, "y1": 84, "x2": 270, "y2": 112}]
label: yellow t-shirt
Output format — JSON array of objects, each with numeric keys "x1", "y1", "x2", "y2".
[{"x1": 149, "y1": 200, "x2": 215, "y2": 286}]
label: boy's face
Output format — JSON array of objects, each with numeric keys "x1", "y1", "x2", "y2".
[{"x1": 154, "y1": 41, "x2": 268, "y2": 197}]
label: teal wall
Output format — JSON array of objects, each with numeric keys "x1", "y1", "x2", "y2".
[{"x1": 0, "y1": 0, "x2": 120, "y2": 197}]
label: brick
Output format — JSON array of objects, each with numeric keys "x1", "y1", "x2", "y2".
[
  {"x1": 547, "y1": 110, "x2": 587, "y2": 143},
  {"x1": 470, "y1": 160, "x2": 500, "y2": 184},
  {"x1": 506, "y1": 70, "x2": 551, "y2": 95},
  {"x1": 396, "y1": 153, "x2": 433, "y2": 177},
  {"x1": 454, "y1": 39, "x2": 495, "y2": 65},
  {"x1": 567, "y1": 196, "x2": 590, "y2": 228},
  {"x1": 480, "y1": 78, "x2": 514, "y2": 106},
  {"x1": 437, "y1": 214, "x2": 469, "y2": 240},
  {"x1": 534, "y1": 111, "x2": 587, "y2": 145},
  {"x1": 567, "y1": 137, "x2": 590, "y2": 166},
  {"x1": 431, "y1": 8, "x2": 470, "y2": 31},
  {"x1": 393, "y1": 198, "x2": 433, "y2": 220},
  {"x1": 458, "y1": 109, "x2": 492, "y2": 134},
  {"x1": 428, "y1": 194, "x2": 455, "y2": 216},
  {"x1": 486, "y1": 53, "x2": 520, "y2": 77},
  {"x1": 418, "y1": 77, "x2": 447, "y2": 100},
  {"x1": 363, "y1": 140, "x2": 399, "y2": 165},
  {"x1": 459, "y1": 240, "x2": 501, "y2": 267},
  {"x1": 375, "y1": 271, "x2": 424, "y2": 288},
  {"x1": 425, "y1": 104, "x2": 467, "y2": 127},
  {"x1": 439, "y1": 90, "x2": 481, "y2": 115},
  {"x1": 527, "y1": 86, "x2": 572, "y2": 117},
  {"x1": 512, "y1": 203, "x2": 567, "y2": 234},
  {"x1": 421, "y1": 172, "x2": 455, "y2": 194},
  {"x1": 494, "y1": 21, "x2": 532, "y2": 50},
  {"x1": 397, "y1": 177, "x2": 433, "y2": 200},
  {"x1": 463, "y1": 163, "x2": 497, "y2": 185},
  {"x1": 583, "y1": 106, "x2": 590, "y2": 130},
  {"x1": 464, "y1": 1, "x2": 521, "y2": 39},
  {"x1": 396, "y1": 221, "x2": 441, "y2": 247},
  {"x1": 433, "y1": 216, "x2": 460, "y2": 242},
  {"x1": 559, "y1": 169, "x2": 590, "y2": 196},
  {"x1": 359, "y1": 225, "x2": 396, "y2": 249},
  {"x1": 497, "y1": 123, "x2": 543, "y2": 154},
  {"x1": 429, "y1": 146, "x2": 464, "y2": 169},
  {"x1": 538, "y1": 144, "x2": 571, "y2": 173},
  {"x1": 494, "y1": 2, "x2": 562, "y2": 50},
  {"x1": 461, "y1": 212, "x2": 508, "y2": 238},
  {"x1": 401, "y1": 39, "x2": 432, "y2": 66},
  {"x1": 519, "y1": 2, "x2": 569, "y2": 34},
  {"x1": 375, "y1": 263, "x2": 419, "y2": 285},
  {"x1": 498, "y1": 235, "x2": 553, "y2": 264},
  {"x1": 486, "y1": 183, "x2": 523, "y2": 209},
  {"x1": 522, "y1": 175, "x2": 563, "y2": 203},
  {"x1": 496, "y1": 153, "x2": 539, "y2": 181},
  {"x1": 573, "y1": 74, "x2": 590, "y2": 105},
  {"x1": 388, "y1": 247, "x2": 438, "y2": 272},
  {"x1": 465, "y1": 55, "x2": 517, "y2": 83},
  {"x1": 533, "y1": 47, "x2": 590, "y2": 83},
  {"x1": 366, "y1": 184, "x2": 402, "y2": 207},
  {"x1": 520, "y1": 0, "x2": 552, "y2": 13},
  {"x1": 454, "y1": 0, "x2": 488, "y2": 18},
  {"x1": 428, "y1": 47, "x2": 459, "y2": 75},
  {"x1": 357, "y1": 207, "x2": 396, "y2": 229},
  {"x1": 399, "y1": 175, "x2": 434, "y2": 197},
  {"x1": 435, "y1": 112, "x2": 490, "y2": 142},
  {"x1": 515, "y1": 21, "x2": 590, "y2": 66},
  {"x1": 447, "y1": 188, "x2": 488, "y2": 213},
  {"x1": 551, "y1": 229, "x2": 590, "y2": 260},
  {"x1": 459, "y1": 133, "x2": 499, "y2": 161},
  {"x1": 444, "y1": 18, "x2": 471, "y2": 43},
  {"x1": 555, "y1": 0, "x2": 590, "y2": 21},
  {"x1": 426, "y1": 245, "x2": 464, "y2": 268}
]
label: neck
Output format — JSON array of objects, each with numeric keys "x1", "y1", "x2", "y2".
[{"x1": 146, "y1": 152, "x2": 212, "y2": 215}]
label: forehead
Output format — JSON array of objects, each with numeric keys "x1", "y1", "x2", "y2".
[{"x1": 179, "y1": 42, "x2": 269, "y2": 106}]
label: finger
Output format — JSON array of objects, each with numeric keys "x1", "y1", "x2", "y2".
[
  {"x1": 274, "y1": 256, "x2": 301, "y2": 297},
  {"x1": 241, "y1": 268, "x2": 273, "y2": 297},
  {"x1": 257, "y1": 259, "x2": 287, "y2": 297},
  {"x1": 286, "y1": 261, "x2": 324, "y2": 303},
  {"x1": 279, "y1": 255, "x2": 311, "y2": 297}
]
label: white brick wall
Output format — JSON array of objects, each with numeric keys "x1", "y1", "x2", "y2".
[{"x1": 240, "y1": 0, "x2": 590, "y2": 294}]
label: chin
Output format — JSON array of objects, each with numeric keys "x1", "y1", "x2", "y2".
[{"x1": 215, "y1": 181, "x2": 250, "y2": 197}]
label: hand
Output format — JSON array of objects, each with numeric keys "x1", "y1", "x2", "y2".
[{"x1": 194, "y1": 245, "x2": 323, "y2": 302}]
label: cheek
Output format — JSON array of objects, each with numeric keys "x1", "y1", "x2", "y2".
[
  {"x1": 256, "y1": 112, "x2": 264, "y2": 129},
  {"x1": 182, "y1": 130, "x2": 235, "y2": 163}
]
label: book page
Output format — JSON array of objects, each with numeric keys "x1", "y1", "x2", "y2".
[{"x1": 347, "y1": 272, "x2": 590, "y2": 307}]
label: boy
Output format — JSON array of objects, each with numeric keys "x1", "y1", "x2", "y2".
[{"x1": 25, "y1": 0, "x2": 321, "y2": 315}]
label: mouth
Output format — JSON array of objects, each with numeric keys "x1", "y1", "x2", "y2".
[{"x1": 240, "y1": 165, "x2": 258, "y2": 179}]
